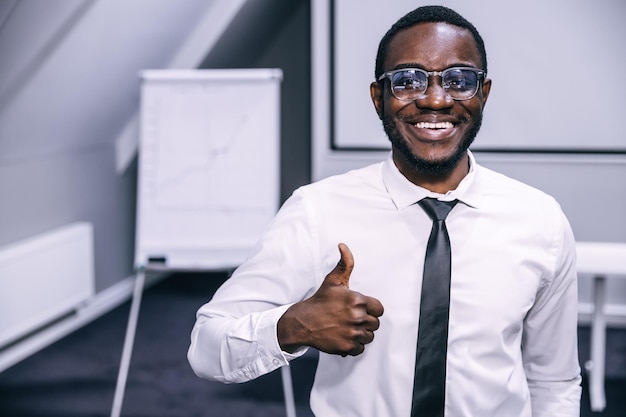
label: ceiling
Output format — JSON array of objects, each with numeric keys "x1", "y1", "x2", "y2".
[{"x1": 0, "y1": 0, "x2": 299, "y2": 171}]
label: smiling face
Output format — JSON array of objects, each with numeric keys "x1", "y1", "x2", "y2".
[{"x1": 371, "y1": 22, "x2": 491, "y2": 191}]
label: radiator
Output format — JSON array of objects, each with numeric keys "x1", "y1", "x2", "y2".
[{"x1": 0, "y1": 223, "x2": 95, "y2": 348}]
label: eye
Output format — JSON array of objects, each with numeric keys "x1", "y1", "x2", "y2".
[
  {"x1": 443, "y1": 69, "x2": 478, "y2": 91},
  {"x1": 392, "y1": 70, "x2": 427, "y2": 91}
]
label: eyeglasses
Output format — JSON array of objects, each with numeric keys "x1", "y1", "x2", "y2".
[{"x1": 377, "y1": 67, "x2": 486, "y2": 101}]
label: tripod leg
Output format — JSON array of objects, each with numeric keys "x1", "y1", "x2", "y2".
[{"x1": 111, "y1": 270, "x2": 146, "y2": 417}]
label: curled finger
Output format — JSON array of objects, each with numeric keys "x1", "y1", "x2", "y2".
[
  {"x1": 359, "y1": 329, "x2": 375, "y2": 345},
  {"x1": 349, "y1": 343, "x2": 366, "y2": 356},
  {"x1": 365, "y1": 296, "x2": 384, "y2": 317}
]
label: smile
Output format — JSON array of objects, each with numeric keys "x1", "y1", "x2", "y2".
[{"x1": 414, "y1": 121, "x2": 454, "y2": 129}]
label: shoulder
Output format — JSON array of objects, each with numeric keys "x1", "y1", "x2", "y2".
[
  {"x1": 475, "y1": 164, "x2": 561, "y2": 210},
  {"x1": 473, "y1": 164, "x2": 576, "y2": 275},
  {"x1": 293, "y1": 162, "x2": 386, "y2": 200},
  {"x1": 472, "y1": 164, "x2": 571, "y2": 238}
]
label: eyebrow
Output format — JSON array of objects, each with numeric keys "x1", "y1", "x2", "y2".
[{"x1": 389, "y1": 62, "x2": 479, "y2": 72}]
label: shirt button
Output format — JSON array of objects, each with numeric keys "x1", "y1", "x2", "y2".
[{"x1": 273, "y1": 359, "x2": 280, "y2": 366}]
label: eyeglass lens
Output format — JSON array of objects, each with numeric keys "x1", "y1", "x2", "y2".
[{"x1": 390, "y1": 68, "x2": 480, "y2": 100}]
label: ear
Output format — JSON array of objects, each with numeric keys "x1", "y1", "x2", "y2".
[
  {"x1": 479, "y1": 77, "x2": 492, "y2": 109},
  {"x1": 370, "y1": 81, "x2": 384, "y2": 120}
]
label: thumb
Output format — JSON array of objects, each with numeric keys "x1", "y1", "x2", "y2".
[{"x1": 327, "y1": 243, "x2": 354, "y2": 287}]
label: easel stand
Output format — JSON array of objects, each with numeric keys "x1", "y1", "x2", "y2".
[
  {"x1": 110, "y1": 267, "x2": 147, "y2": 417},
  {"x1": 109, "y1": 266, "x2": 297, "y2": 417}
]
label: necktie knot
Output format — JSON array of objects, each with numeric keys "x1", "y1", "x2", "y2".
[{"x1": 418, "y1": 198, "x2": 458, "y2": 221}]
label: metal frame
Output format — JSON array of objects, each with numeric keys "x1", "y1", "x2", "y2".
[{"x1": 576, "y1": 241, "x2": 626, "y2": 412}]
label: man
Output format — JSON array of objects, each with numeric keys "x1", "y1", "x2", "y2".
[{"x1": 188, "y1": 5, "x2": 581, "y2": 416}]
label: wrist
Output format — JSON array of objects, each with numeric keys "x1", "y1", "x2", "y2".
[{"x1": 277, "y1": 303, "x2": 308, "y2": 353}]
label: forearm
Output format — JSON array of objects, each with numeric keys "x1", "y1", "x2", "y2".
[
  {"x1": 186, "y1": 189, "x2": 322, "y2": 381},
  {"x1": 528, "y1": 375, "x2": 582, "y2": 417},
  {"x1": 188, "y1": 304, "x2": 306, "y2": 383}
]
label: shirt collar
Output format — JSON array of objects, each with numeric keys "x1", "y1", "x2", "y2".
[{"x1": 382, "y1": 150, "x2": 484, "y2": 209}]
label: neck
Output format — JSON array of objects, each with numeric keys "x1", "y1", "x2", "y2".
[{"x1": 394, "y1": 151, "x2": 470, "y2": 194}]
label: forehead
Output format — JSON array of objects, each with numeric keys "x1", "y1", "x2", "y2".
[{"x1": 385, "y1": 22, "x2": 481, "y2": 71}]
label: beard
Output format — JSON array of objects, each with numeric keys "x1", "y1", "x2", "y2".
[{"x1": 382, "y1": 113, "x2": 483, "y2": 177}]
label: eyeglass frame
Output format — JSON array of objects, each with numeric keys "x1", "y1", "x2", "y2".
[{"x1": 377, "y1": 66, "x2": 487, "y2": 101}]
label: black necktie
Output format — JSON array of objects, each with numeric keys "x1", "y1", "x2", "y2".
[{"x1": 411, "y1": 198, "x2": 458, "y2": 417}]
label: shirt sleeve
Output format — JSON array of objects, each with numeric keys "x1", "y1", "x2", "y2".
[
  {"x1": 522, "y1": 204, "x2": 582, "y2": 416},
  {"x1": 187, "y1": 190, "x2": 318, "y2": 383}
]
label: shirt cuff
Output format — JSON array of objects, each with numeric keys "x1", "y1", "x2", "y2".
[{"x1": 257, "y1": 303, "x2": 309, "y2": 364}]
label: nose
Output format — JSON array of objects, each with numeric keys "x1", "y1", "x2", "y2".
[{"x1": 415, "y1": 77, "x2": 454, "y2": 109}]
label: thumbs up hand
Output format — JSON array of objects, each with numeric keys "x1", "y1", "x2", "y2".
[{"x1": 278, "y1": 243, "x2": 384, "y2": 356}]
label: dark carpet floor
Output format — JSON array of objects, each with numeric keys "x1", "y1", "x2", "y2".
[{"x1": 0, "y1": 272, "x2": 624, "y2": 417}]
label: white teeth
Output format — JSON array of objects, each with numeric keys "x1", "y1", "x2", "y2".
[{"x1": 415, "y1": 122, "x2": 454, "y2": 129}]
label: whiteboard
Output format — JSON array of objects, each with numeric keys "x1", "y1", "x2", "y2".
[
  {"x1": 332, "y1": 0, "x2": 626, "y2": 152},
  {"x1": 134, "y1": 69, "x2": 282, "y2": 270}
]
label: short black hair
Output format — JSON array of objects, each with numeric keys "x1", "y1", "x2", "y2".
[{"x1": 374, "y1": 5, "x2": 488, "y2": 79}]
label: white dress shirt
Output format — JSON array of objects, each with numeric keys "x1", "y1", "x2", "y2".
[{"x1": 188, "y1": 151, "x2": 582, "y2": 417}]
